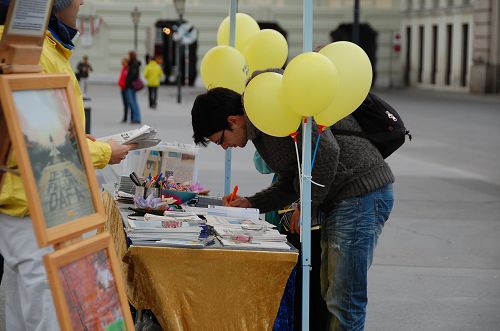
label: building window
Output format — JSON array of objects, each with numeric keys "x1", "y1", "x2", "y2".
[
  {"x1": 461, "y1": 23, "x2": 469, "y2": 86},
  {"x1": 405, "y1": 26, "x2": 412, "y2": 86},
  {"x1": 433, "y1": 0, "x2": 439, "y2": 8},
  {"x1": 431, "y1": 25, "x2": 438, "y2": 84},
  {"x1": 446, "y1": 24, "x2": 453, "y2": 85},
  {"x1": 447, "y1": 0, "x2": 454, "y2": 7},
  {"x1": 418, "y1": 25, "x2": 424, "y2": 83},
  {"x1": 420, "y1": 0, "x2": 425, "y2": 10},
  {"x1": 407, "y1": 0, "x2": 413, "y2": 10}
]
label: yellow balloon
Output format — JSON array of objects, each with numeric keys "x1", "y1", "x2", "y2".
[
  {"x1": 200, "y1": 46, "x2": 248, "y2": 93},
  {"x1": 243, "y1": 29, "x2": 288, "y2": 75},
  {"x1": 282, "y1": 52, "x2": 339, "y2": 117},
  {"x1": 217, "y1": 13, "x2": 260, "y2": 53},
  {"x1": 315, "y1": 41, "x2": 372, "y2": 126},
  {"x1": 243, "y1": 72, "x2": 301, "y2": 137}
]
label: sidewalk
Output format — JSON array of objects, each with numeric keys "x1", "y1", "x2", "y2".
[{"x1": 1, "y1": 84, "x2": 499, "y2": 330}]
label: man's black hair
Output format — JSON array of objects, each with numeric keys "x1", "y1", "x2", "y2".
[{"x1": 191, "y1": 87, "x2": 243, "y2": 146}]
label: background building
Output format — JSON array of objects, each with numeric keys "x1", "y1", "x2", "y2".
[
  {"x1": 401, "y1": 0, "x2": 500, "y2": 93},
  {"x1": 71, "y1": 0, "x2": 500, "y2": 94},
  {"x1": 71, "y1": 0, "x2": 403, "y2": 89}
]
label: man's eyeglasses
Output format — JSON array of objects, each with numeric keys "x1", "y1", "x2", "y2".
[{"x1": 215, "y1": 129, "x2": 225, "y2": 146}]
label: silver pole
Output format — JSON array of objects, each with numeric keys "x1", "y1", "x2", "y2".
[{"x1": 301, "y1": 1, "x2": 313, "y2": 330}]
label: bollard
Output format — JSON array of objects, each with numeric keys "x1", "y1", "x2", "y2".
[{"x1": 83, "y1": 96, "x2": 91, "y2": 134}]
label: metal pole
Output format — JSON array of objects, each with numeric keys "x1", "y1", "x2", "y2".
[
  {"x1": 176, "y1": 15, "x2": 183, "y2": 104},
  {"x1": 185, "y1": 45, "x2": 189, "y2": 86},
  {"x1": 352, "y1": 0, "x2": 360, "y2": 45},
  {"x1": 224, "y1": 0, "x2": 238, "y2": 196},
  {"x1": 134, "y1": 23, "x2": 138, "y2": 51},
  {"x1": 176, "y1": 42, "x2": 181, "y2": 103},
  {"x1": 301, "y1": 1, "x2": 313, "y2": 330}
]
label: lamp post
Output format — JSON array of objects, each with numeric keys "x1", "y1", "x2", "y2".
[
  {"x1": 131, "y1": 6, "x2": 141, "y2": 52},
  {"x1": 173, "y1": 0, "x2": 186, "y2": 103},
  {"x1": 352, "y1": 0, "x2": 360, "y2": 45}
]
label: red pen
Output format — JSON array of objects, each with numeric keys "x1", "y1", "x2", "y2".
[{"x1": 228, "y1": 185, "x2": 239, "y2": 204}]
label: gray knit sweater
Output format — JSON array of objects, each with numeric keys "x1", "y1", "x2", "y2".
[{"x1": 246, "y1": 114, "x2": 395, "y2": 225}]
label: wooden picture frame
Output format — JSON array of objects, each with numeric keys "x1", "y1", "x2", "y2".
[
  {"x1": 0, "y1": 73, "x2": 105, "y2": 246},
  {"x1": 44, "y1": 233, "x2": 134, "y2": 331},
  {"x1": 0, "y1": 0, "x2": 52, "y2": 72}
]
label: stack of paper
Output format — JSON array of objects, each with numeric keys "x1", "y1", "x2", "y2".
[
  {"x1": 125, "y1": 214, "x2": 212, "y2": 248},
  {"x1": 98, "y1": 125, "x2": 161, "y2": 150},
  {"x1": 204, "y1": 215, "x2": 291, "y2": 250}
]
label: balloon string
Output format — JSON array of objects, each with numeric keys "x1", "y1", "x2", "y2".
[
  {"x1": 303, "y1": 175, "x2": 325, "y2": 188},
  {"x1": 311, "y1": 132, "x2": 321, "y2": 170},
  {"x1": 294, "y1": 140, "x2": 302, "y2": 196}
]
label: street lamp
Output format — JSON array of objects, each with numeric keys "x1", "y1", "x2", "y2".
[
  {"x1": 352, "y1": 0, "x2": 360, "y2": 45},
  {"x1": 173, "y1": 0, "x2": 186, "y2": 103},
  {"x1": 131, "y1": 6, "x2": 141, "y2": 52},
  {"x1": 173, "y1": 0, "x2": 185, "y2": 21}
]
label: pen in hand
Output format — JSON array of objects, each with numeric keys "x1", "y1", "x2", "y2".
[{"x1": 228, "y1": 185, "x2": 239, "y2": 204}]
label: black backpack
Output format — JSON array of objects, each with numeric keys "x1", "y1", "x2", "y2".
[{"x1": 331, "y1": 93, "x2": 412, "y2": 159}]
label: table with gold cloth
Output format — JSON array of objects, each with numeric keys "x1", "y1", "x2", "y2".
[{"x1": 101, "y1": 192, "x2": 298, "y2": 330}]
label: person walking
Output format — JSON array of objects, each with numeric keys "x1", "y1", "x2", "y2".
[
  {"x1": 125, "y1": 51, "x2": 142, "y2": 124},
  {"x1": 144, "y1": 55, "x2": 163, "y2": 109},
  {"x1": 0, "y1": 1, "x2": 134, "y2": 329},
  {"x1": 118, "y1": 56, "x2": 129, "y2": 122},
  {"x1": 76, "y1": 54, "x2": 93, "y2": 95},
  {"x1": 191, "y1": 83, "x2": 395, "y2": 330}
]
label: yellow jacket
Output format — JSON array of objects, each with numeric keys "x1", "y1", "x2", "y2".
[
  {"x1": 144, "y1": 60, "x2": 163, "y2": 87},
  {"x1": 0, "y1": 27, "x2": 111, "y2": 217}
]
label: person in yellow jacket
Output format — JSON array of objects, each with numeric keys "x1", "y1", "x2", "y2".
[
  {"x1": 0, "y1": 1, "x2": 134, "y2": 329},
  {"x1": 143, "y1": 55, "x2": 164, "y2": 109}
]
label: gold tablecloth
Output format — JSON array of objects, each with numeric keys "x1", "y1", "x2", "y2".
[{"x1": 101, "y1": 192, "x2": 298, "y2": 331}]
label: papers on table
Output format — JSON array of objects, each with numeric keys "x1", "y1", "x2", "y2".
[
  {"x1": 98, "y1": 125, "x2": 161, "y2": 150},
  {"x1": 206, "y1": 205, "x2": 260, "y2": 221},
  {"x1": 183, "y1": 205, "x2": 260, "y2": 220},
  {"x1": 205, "y1": 215, "x2": 291, "y2": 251},
  {"x1": 125, "y1": 213, "x2": 212, "y2": 247}
]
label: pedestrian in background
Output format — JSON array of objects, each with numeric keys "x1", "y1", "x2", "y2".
[
  {"x1": 118, "y1": 56, "x2": 129, "y2": 122},
  {"x1": 76, "y1": 54, "x2": 93, "y2": 96},
  {"x1": 125, "y1": 50, "x2": 142, "y2": 124},
  {"x1": 144, "y1": 55, "x2": 163, "y2": 109}
]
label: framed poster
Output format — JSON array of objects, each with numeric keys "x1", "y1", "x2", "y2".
[
  {"x1": 44, "y1": 233, "x2": 134, "y2": 331},
  {"x1": 0, "y1": 73, "x2": 105, "y2": 246},
  {"x1": 0, "y1": 0, "x2": 52, "y2": 69}
]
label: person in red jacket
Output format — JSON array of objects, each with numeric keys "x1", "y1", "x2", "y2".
[{"x1": 118, "y1": 56, "x2": 129, "y2": 122}]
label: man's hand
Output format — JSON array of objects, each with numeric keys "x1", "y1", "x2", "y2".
[
  {"x1": 107, "y1": 140, "x2": 137, "y2": 164},
  {"x1": 86, "y1": 134, "x2": 96, "y2": 141},
  {"x1": 289, "y1": 206, "x2": 301, "y2": 234},
  {"x1": 223, "y1": 194, "x2": 252, "y2": 208}
]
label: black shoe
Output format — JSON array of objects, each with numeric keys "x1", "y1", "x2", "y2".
[{"x1": 131, "y1": 120, "x2": 141, "y2": 124}]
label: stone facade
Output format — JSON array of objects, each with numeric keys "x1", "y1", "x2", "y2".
[{"x1": 70, "y1": 0, "x2": 402, "y2": 88}]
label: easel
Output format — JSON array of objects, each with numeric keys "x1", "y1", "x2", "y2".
[{"x1": 0, "y1": 0, "x2": 51, "y2": 186}]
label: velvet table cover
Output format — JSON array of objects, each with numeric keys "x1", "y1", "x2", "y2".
[{"x1": 101, "y1": 192, "x2": 298, "y2": 331}]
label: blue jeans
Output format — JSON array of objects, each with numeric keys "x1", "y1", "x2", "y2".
[
  {"x1": 125, "y1": 88, "x2": 141, "y2": 123},
  {"x1": 121, "y1": 89, "x2": 129, "y2": 121},
  {"x1": 320, "y1": 184, "x2": 394, "y2": 331}
]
